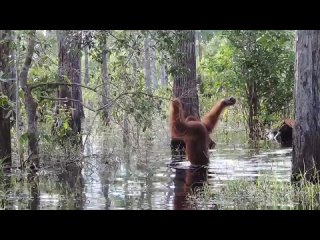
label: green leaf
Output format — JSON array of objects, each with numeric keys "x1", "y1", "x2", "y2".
[
  {"x1": 19, "y1": 133, "x2": 29, "y2": 145},
  {"x1": 63, "y1": 121, "x2": 69, "y2": 130}
]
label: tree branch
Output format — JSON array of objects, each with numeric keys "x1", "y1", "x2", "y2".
[
  {"x1": 30, "y1": 82, "x2": 98, "y2": 93},
  {"x1": 41, "y1": 90, "x2": 172, "y2": 113}
]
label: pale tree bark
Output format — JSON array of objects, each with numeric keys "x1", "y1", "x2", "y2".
[
  {"x1": 84, "y1": 45, "x2": 89, "y2": 85},
  {"x1": 56, "y1": 30, "x2": 84, "y2": 140},
  {"x1": 159, "y1": 52, "x2": 167, "y2": 86},
  {"x1": 45, "y1": 30, "x2": 52, "y2": 38},
  {"x1": 19, "y1": 30, "x2": 39, "y2": 169},
  {"x1": 101, "y1": 33, "x2": 110, "y2": 125},
  {"x1": 160, "y1": 64, "x2": 167, "y2": 86},
  {"x1": 292, "y1": 30, "x2": 320, "y2": 182},
  {"x1": 196, "y1": 30, "x2": 202, "y2": 64},
  {"x1": 150, "y1": 40, "x2": 158, "y2": 90},
  {"x1": 0, "y1": 30, "x2": 15, "y2": 166},
  {"x1": 196, "y1": 30, "x2": 203, "y2": 90},
  {"x1": 144, "y1": 36, "x2": 152, "y2": 93}
]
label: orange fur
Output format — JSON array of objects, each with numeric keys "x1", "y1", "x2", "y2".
[
  {"x1": 169, "y1": 97, "x2": 236, "y2": 165},
  {"x1": 170, "y1": 107, "x2": 215, "y2": 150},
  {"x1": 201, "y1": 97, "x2": 236, "y2": 133},
  {"x1": 170, "y1": 99, "x2": 211, "y2": 165}
]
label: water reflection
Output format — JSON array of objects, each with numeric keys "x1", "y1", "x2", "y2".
[
  {"x1": 56, "y1": 162, "x2": 85, "y2": 210},
  {"x1": 173, "y1": 166, "x2": 208, "y2": 210},
  {"x1": 27, "y1": 172, "x2": 40, "y2": 210},
  {"x1": 2, "y1": 168, "x2": 12, "y2": 210},
  {"x1": 0, "y1": 135, "x2": 295, "y2": 210}
]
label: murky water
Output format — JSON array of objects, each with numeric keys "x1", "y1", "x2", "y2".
[{"x1": 1, "y1": 133, "x2": 293, "y2": 210}]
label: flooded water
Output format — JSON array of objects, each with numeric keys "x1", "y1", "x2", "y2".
[
  {"x1": 0, "y1": 114, "x2": 298, "y2": 210},
  {"x1": 1, "y1": 131, "x2": 293, "y2": 210}
]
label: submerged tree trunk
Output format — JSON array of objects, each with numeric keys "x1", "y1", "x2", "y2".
[
  {"x1": 101, "y1": 34, "x2": 110, "y2": 125},
  {"x1": 144, "y1": 36, "x2": 152, "y2": 93},
  {"x1": 0, "y1": 30, "x2": 15, "y2": 166},
  {"x1": 292, "y1": 30, "x2": 320, "y2": 182},
  {"x1": 56, "y1": 30, "x2": 83, "y2": 142},
  {"x1": 84, "y1": 45, "x2": 89, "y2": 85},
  {"x1": 19, "y1": 31, "x2": 39, "y2": 169}
]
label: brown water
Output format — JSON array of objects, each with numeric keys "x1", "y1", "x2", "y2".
[{"x1": 0, "y1": 136, "x2": 292, "y2": 210}]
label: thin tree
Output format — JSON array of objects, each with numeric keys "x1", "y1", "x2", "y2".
[
  {"x1": 144, "y1": 36, "x2": 152, "y2": 94},
  {"x1": 160, "y1": 63, "x2": 167, "y2": 86},
  {"x1": 101, "y1": 32, "x2": 110, "y2": 125},
  {"x1": 19, "y1": 30, "x2": 39, "y2": 169},
  {"x1": 84, "y1": 45, "x2": 89, "y2": 85},
  {"x1": 150, "y1": 39, "x2": 158, "y2": 90}
]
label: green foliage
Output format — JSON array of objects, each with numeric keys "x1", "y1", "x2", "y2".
[
  {"x1": 200, "y1": 30, "x2": 295, "y2": 127},
  {"x1": 50, "y1": 108, "x2": 74, "y2": 147},
  {"x1": 0, "y1": 95, "x2": 9, "y2": 108}
]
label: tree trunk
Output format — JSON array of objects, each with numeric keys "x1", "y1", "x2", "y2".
[
  {"x1": 123, "y1": 114, "x2": 129, "y2": 147},
  {"x1": 56, "y1": 30, "x2": 83, "y2": 141},
  {"x1": 101, "y1": 34, "x2": 110, "y2": 125},
  {"x1": 0, "y1": 107, "x2": 11, "y2": 166},
  {"x1": 19, "y1": 31, "x2": 39, "y2": 169},
  {"x1": 0, "y1": 30, "x2": 15, "y2": 166},
  {"x1": 196, "y1": 31, "x2": 203, "y2": 90},
  {"x1": 70, "y1": 32, "x2": 84, "y2": 128},
  {"x1": 144, "y1": 36, "x2": 152, "y2": 93},
  {"x1": 45, "y1": 30, "x2": 52, "y2": 38},
  {"x1": 247, "y1": 81, "x2": 260, "y2": 141},
  {"x1": 132, "y1": 58, "x2": 140, "y2": 147},
  {"x1": 172, "y1": 30, "x2": 199, "y2": 118},
  {"x1": 84, "y1": 45, "x2": 89, "y2": 85},
  {"x1": 0, "y1": 30, "x2": 16, "y2": 103},
  {"x1": 150, "y1": 41, "x2": 158, "y2": 90},
  {"x1": 160, "y1": 63, "x2": 167, "y2": 86},
  {"x1": 123, "y1": 54, "x2": 139, "y2": 148},
  {"x1": 171, "y1": 30, "x2": 199, "y2": 156},
  {"x1": 292, "y1": 30, "x2": 320, "y2": 182}
]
